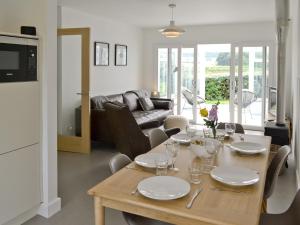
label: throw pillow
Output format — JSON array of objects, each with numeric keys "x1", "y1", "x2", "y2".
[{"x1": 139, "y1": 97, "x2": 155, "y2": 111}]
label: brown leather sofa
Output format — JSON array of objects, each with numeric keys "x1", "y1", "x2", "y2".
[{"x1": 76, "y1": 90, "x2": 174, "y2": 145}]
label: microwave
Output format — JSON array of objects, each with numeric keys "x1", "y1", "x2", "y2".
[{"x1": 0, "y1": 34, "x2": 38, "y2": 83}]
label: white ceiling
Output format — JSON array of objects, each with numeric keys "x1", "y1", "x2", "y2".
[{"x1": 59, "y1": 0, "x2": 275, "y2": 28}]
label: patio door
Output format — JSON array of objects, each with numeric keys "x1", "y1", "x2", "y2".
[
  {"x1": 157, "y1": 46, "x2": 197, "y2": 123},
  {"x1": 230, "y1": 44, "x2": 269, "y2": 129}
]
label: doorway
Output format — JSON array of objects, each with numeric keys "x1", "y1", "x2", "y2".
[{"x1": 57, "y1": 28, "x2": 91, "y2": 153}]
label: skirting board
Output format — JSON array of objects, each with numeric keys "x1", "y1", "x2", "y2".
[
  {"x1": 3, "y1": 205, "x2": 40, "y2": 225},
  {"x1": 38, "y1": 197, "x2": 61, "y2": 218}
]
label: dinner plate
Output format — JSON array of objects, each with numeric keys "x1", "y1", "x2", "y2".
[
  {"x1": 137, "y1": 176, "x2": 190, "y2": 200},
  {"x1": 230, "y1": 142, "x2": 266, "y2": 154},
  {"x1": 134, "y1": 153, "x2": 171, "y2": 168},
  {"x1": 171, "y1": 133, "x2": 191, "y2": 144},
  {"x1": 210, "y1": 165, "x2": 259, "y2": 186}
]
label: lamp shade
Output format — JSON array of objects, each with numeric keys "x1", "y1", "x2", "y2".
[
  {"x1": 151, "y1": 91, "x2": 160, "y2": 98},
  {"x1": 159, "y1": 21, "x2": 185, "y2": 38}
]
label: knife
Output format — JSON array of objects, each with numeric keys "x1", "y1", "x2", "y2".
[{"x1": 186, "y1": 188, "x2": 202, "y2": 209}]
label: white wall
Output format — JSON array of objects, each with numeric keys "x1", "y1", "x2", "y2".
[
  {"x1": 58, "y1": 6, "x2": 143, "y2": 134},
  {"x1": 0, "y1": 0, "x2": 60, "y2": 223},
  {"x1": 142, "y1": 22, "x2": 276, "y2": 91}
]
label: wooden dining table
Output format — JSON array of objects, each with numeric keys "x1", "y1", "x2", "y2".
[{"x1": 88, "y1": 133, "x2": 271, "y2": 225}]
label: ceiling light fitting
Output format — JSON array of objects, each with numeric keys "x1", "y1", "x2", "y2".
[{"x1": 159, "y1": 3, "x2": 185, "y2": 38}]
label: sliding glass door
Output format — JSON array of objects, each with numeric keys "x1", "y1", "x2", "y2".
[
  {"x1": 231, "y1": 45, "x2": 269, "y2": 129},
  {"x1": 157, "y1": 43, "x2": 271, "y2": 129},
  {"x1": 157, "y1": 46, "x2": 197, "y2": 122}
]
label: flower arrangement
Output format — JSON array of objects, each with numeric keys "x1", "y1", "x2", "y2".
[{"x1": 200, "y1": 101, "x2": 220, "y2": 138}]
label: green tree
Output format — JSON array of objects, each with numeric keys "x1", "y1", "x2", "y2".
[{"x1": 216, "y1": 52, "x2": 230, "y2": 66}]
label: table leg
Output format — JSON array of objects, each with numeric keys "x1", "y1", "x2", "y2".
[{"x1": 94, "y1": 197, "x2": 105, "y2": 225}]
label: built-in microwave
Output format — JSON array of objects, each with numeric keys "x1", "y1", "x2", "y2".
[{"x1": 0, "y1": 34, "x2": 38, "y2": 83}]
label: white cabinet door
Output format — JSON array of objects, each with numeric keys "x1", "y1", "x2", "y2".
[
  {"x1": 0, "y1": 144, "x2": 41, "y2": 224},
  {"x1": 0, "y1": 82, "x2": 39, "y2": 154}
]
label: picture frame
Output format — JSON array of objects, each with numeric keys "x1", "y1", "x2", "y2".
[
  {"x1": 94, "y1": 42, "x2": 109, "y2": 66},
  {"x1": 115, "y1": 44, "x2": 127, "y2": 66}
]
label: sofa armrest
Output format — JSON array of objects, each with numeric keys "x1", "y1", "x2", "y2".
[
  {"x1": 150, "y1": 97, "x2": 172, "y2": 101},
  {"x1": 139, "y1": 120, "x2": 161, "y2": 129},
  {"x1": 165, "y1": 128, "x2": 180, "y2": 137},
  {"x1": 151, "y1": 99, "x2": 174, "y2": 110}
]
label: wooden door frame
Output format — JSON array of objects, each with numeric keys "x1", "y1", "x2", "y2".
[{"x1": 57, "y1": 28, "x2": 91, "y2": 154}]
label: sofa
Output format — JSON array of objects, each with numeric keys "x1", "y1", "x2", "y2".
[{"x1": 75, "y1": 90, "x2": 174, "y2": 145}]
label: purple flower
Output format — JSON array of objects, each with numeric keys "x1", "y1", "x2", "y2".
[{"x1": 208, "y1": 105, "x2": 218, "y2": 122}]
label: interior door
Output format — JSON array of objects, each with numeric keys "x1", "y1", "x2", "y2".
[
  {"x1": 231, "y1": 44, "x2": 268, "y2": 129},
  {"x1": 57, "y1": 28, "x2": 90, "y2": 153}
]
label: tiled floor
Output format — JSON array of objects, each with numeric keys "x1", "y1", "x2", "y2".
[{"x1": 24, "y1": 142, "x2": 298, "y2": 225}]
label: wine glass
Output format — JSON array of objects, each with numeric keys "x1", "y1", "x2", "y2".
[
  {"x1": 165, "y1": 142, "x2": 179, "y2": 171},
  {"x1": 225, "y1": 123, "x2": 236, "y2": 137}
]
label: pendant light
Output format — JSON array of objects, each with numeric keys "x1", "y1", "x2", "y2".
[{"x1": 159, "y1": 3, "x2": 185, "y2": 38}]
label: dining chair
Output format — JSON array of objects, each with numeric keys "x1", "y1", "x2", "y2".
[
  {"x1": 260, "y1": 189, "x2": 300, "y2": 225},
  {"x1": 149, "y1": 128, "x2": 169, "y2": 148},
  {"x1": 216, "y1": 122, "x2": 245, "y2": 134},
  {"x1": 109, "y1": 154, "x2": 173, "y2": 225},
  {"x1": 264, "y1": 145, "x2": 291, "y2": 200}
]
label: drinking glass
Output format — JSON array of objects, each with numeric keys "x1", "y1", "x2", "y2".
[
  {"x1": 200, "y1": 139, "x2": 219, "y2": 173},
  {"x1": 186, "y1": 125, "x2": 197, "y2": 138},
  {"x1": 155, "y1": 155, "x2": 168, "y2": 176},
  {"x1": 188, "y1": 151, "x2": 202, "y2": 184},
  {"x1": 225, "y1": 123, "x2": 236, "y2": 136},
  {"x1": 165, "y1": 142, "x2": 179, "y2": 171}
]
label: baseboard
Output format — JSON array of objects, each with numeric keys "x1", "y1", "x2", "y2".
[
  {"x1": 38, "y1": 197, "x2": 61, "y2": 218},
  {"x1": 3, "y1": 205, "x2": 40, "y2": 225}
]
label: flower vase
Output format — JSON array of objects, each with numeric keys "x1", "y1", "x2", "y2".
[{"x1": 212, "y1": 127, "x2": 216, "y2": 139}]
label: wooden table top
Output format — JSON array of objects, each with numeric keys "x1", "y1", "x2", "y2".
[{"x1": 88, "y1": 134, "x2": 271, "y2": 225}]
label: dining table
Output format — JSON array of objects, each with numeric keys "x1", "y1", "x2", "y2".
[{"x1": 88, "y1": 133, "x2": 271, "y2": 225}]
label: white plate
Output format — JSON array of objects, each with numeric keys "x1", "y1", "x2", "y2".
[
  {"x1": 137, "y1": 176, "x2": 190, "y2": 200},
  {"x1": 171, "y1": 133, "x2": 191, "y2": 144},
  {"x1": 210, "y1": 165, "x2": 259, "y2": 186},
  {"x1": 230, "y1": 142, "x2": 266, "y2": 154},
  {"x1": 134, "y1": 153, "x2": 171, "y2": 168}
]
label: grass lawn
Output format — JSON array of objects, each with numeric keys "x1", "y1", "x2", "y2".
[{"x1": 205, "y1": 100, "x2": 229, "y2": 104}]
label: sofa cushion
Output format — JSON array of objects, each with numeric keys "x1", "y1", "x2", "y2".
[
  {"x1": 107, "y1": 94, "x2": 124, "y2": 104},
  {"x1": 91, "y1": 94, "x2": 124, "y2": 109},
  {"x1": 139, "y1": 97, "x2": 155, "y2": 111},
  {"x1": 91, "y1": 96, "x2": 109, "y2": 109},
  {"x1": 123, "y1": 92, "x2": 141, "y2": 111},
  {"x1": 132, "y1": 109, "x2": 172, "y2": 127}
]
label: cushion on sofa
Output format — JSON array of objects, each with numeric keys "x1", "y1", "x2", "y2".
[
  {"x1": 91, "y1": 96, "x2": 109, "y2": 109},
  {"x1": 132, "y1": 109, "x2": 172, "y2": 127},
  {"x1": 123, "y1": 92, "x2": 141, "y2": 111},
  {"x1": 107, "y1": 94, "x2": 124, "y2": 104},
  {"x1": 151, "y1": 99, "x2": 173, "y2": 110},
  {"x1": 139, "y1": 97, "x2": 155, "y2": 111}
]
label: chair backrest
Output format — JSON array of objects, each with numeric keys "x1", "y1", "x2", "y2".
[
  {"x1": 104, "y1": 102, "x2": 151, "y2": 160},
  {"x1": 109, "y1": 153, "x2": 132, "y2": 174},
  {"x1": 149, "y1": 128, "x2": 169, "y2": 148},
  {"x1": 264, "y1": 145, "x2": 290, "y2": 199},
  {"x1": 216, "y1": 122, "x2": 245, "y2": 134},
  {"x1": 182, "y1": 89, "x2": 194, "y2": 105}
]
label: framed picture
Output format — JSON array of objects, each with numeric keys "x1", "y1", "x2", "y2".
[
  {"x1": 115, "y1": 44, "x2": 127, "y2": 66},
  {"x1": 94, "y1": 42, "x2": 109, "y2": 66}
]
